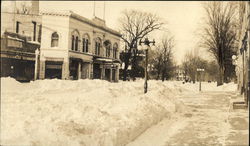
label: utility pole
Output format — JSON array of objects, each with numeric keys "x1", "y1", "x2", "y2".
[
  {"x1": 103, "y1": 1, "x2": 105, "y2": 21},
  {"x1": 13, "y1": 1, "x2": 16, "y2": 32},
  {"x1": 197, "y1": 68, "x2": 205, "y2": 92},
  {"x1": 144, "y1": 49, "x2": 148, "y2": 93},
  {"x1": 139, "y1": 38, "x2": 155, "y2": 94},
  {"x1": 93, "y1": 1, "x2": 96, "y2": 17}
]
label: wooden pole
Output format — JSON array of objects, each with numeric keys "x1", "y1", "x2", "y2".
[
  {"x1": 199, "y1": 72, "x2": 201, "y2": 91},
  {"x1": 144, "y1": 49, "x2": 148, "y2": 94},
  {"x1": 93, "y1": 1, "x2": 96, "y2": 17}
]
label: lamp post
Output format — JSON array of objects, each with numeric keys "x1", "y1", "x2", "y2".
[
  {"x1": 138, "y1": 38, "x2": 155, "y2": 94},
  {"x1": 197, "y1": 68, "x2": 205, "y2": 91}
]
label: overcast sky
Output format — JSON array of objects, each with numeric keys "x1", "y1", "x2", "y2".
[{"x1": 37, "y1": 1, "x2": 208, "y2": 64}]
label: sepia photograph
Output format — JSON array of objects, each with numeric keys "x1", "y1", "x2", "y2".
[{"x1": 0, "y1": 0, "x2": 249, "y2": 146}]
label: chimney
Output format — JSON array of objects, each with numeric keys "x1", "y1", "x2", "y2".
[{"x1": 31, "y1": 0, "x2": 39, "y2": 15}]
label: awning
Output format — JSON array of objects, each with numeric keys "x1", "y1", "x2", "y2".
[{"x1": 95, "y1": 58, "x2": 113, "y2": 62}]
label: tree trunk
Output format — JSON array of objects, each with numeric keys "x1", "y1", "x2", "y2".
[
  {"x1": 217, "y1": 66, "x2": 224, "y2": 86},
  {"x1": 162, "y1": 68, "x2": 165, "y2": 82},
  {"x1": 123, "y1": 52, "x2": 131, "y2": 81},
  {"x1": 156, "y1": 70, "x2": 160, "y2": 80},
  {"x1": 131, "y1": 54, "x2": 137, "y2": 81}
]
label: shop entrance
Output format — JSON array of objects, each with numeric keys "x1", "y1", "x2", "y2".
[
  {"x1": 45, "y1": 61, "x2": 62, "y2": 79},
  {"x1": 93, "y1": 63, "x2": 101, "y2": 79},
  {"x1": 105, "y1": 69, "x2": 110, "y2": 81},
  {"x1": 1, "y1": 57, "x2": 35, "y2": 82},
  {"x1": 69, "y1": 59, "x2": 80, "y2": 80},
  {"x1": 112, "y1": 69, "x2": 116, "y2": 81}
]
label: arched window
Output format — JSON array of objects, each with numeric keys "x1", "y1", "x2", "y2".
[
  {"x1": 82, "y1": 34, "x2": 90, "y2": 53},
  {"x1": 113, "y1": 43, "x2": 118, "y2": 59},
  {"x1": 95, "y1": 38, "x2": 101, "y2": 55},
  {"x1": 51, "y1": 32, "x2": 59, "y2": 47},
  {"x1": 104, "y1": 40, "x2": 111, "y2": 57},
  {"x1": 71, "y1": 29, "x2": 80, "y2": 51}
]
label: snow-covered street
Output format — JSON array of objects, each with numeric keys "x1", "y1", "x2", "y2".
[{"x1": 1, "y1": 78, "x2": 248, "y2": 146}]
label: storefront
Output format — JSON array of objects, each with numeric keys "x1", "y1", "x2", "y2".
[
  {"x1": 93, "y1": 57, "x2": 120, "y2": 82},
  {"x1": 0, "y1": 32, "x2": 39, "y2": 82},
  {"x1": 45, "y1": 60, "x2": 63, "y2": 79},
  {"x1": 69, "y1": 51, "x2": 93, "y2": 80}
]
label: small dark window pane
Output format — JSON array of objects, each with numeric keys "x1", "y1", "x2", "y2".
[
  {"x1": 82, "y1": 38, "x2": 85, "y2": 52},
  {"x1": 75, "y1": 36, "x2": 78, "y2": 51},
  {"x1": 71, "y1": 36, "x2": 75, "y2": 50},
  {"x1": 16, "y1": 21, "x2": 20, "y2": 33},
  {"x1": 32, "y1": 21, "x2": 37, "y2": 41},
  {"x1": 86, "y1": 39, "x2": 88, "y2": 52}
]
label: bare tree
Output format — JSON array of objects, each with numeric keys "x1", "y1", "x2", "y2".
[
  {"x1": 151, "y1": 45, "x2": 163, "y2": 80},
  {"x1": 182, "y1": 49, "x2": 208, "y2": 83},
  {"x1": 200, "y1": 1, "x2": 238, "y2": 85},
  {"x1": 161, "y1": 35, "x2": 175, "y2": 81},
  {"x1": 119, "y1": 9, "x2": 164, "y2": 81},
  {"x1": 148, "y1": 35, "x2": 175, "y2": 81}
]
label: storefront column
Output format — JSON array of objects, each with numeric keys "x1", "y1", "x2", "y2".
[
  {"x1": 110, "y1": 68, "x2": 113, "y2": 82},
  {"x1": 101, "y1": 65, "x2": 105, "y2": 80},
  {"x1": 116, "y1": 65, "x2": 120, "y2": 82},
  {"x1": 62, "y1": 58, "x2": 69, "y2": 80},
  {"x1": 78, "y1": 62, "x2": 82, "y2": 80},
  {"x1": 39, "y1": 55, "x2": 45, "y2": 79},
  {"x1": 89, "y1": 63, "x2": 93, "y2": 79}
]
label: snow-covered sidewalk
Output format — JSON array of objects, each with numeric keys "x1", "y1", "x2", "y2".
[
  {"x1": 127, "y1": 83, "x2": 248, "y2": 146},
  {"x1": 1, "y1": 78, "x2": 189, "y2": 146}
]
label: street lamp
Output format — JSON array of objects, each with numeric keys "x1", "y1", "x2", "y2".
[
  {"x1": 138, "y1": 38, "x2": 155, "y2": 94},
  {"x1": 197, "y1": 68, "x2": 205, "y2": 91}
]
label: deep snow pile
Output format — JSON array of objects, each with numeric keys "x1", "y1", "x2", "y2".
[
  {"x1": 0, "y1": 78, "x2": 237, "y2": 146},
  {"x1": 1, "y1": 78, "x2": 188, "y2": 146}
]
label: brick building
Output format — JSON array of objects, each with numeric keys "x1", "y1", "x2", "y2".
[{"x1": 1, "y1": 1, "x2": 41, "y2": 81}]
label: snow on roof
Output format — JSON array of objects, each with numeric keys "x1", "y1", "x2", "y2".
[
  {"x1": 27, "y1": 41, "x2": 41, "y2": 45},
  {"x1": 7, "y1": 36, "x2": 24, "y2": 42},
  {"x1": 95, "y1": 58, "x2": 113, "y2": 62}
]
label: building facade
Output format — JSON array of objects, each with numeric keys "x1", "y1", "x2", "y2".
[
  {"x1": 1, "y1": 1, "x2": 41, "y2": 82},
  {"x1": 39, "y1": 11, "x2": 121, "y2": 82},
  {"x1": 236, "y1": 1, "x2": 250, "y2": 105}
]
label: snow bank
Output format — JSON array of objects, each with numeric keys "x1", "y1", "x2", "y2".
[
  {"x1": 179, "y1": 81, "x2": 237, "y2": 92},
  {"x1": 1, "y1": 78, "x2": 187, "y2": 146}
]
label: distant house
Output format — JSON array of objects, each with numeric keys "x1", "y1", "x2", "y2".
[
  {"x1": 39, "y1": 11, "x2": 121, "y2": 82},
  {"x1": 1, "y1": 0, "x2": 41, "y2": 82},
  {"x1": 175, "y1": 67, "x2": 186, "y2": 81}
]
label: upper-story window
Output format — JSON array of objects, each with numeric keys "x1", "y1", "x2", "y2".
[
  {"x1": 71, "y1": 35, "x2": 75, "y2": 50},
  {"x1": 113, "y1": 43, "x2": 118, "y2": 59},
  {"x1": 95, "y1": 38, "x2": 101, "y2": 55},
  {"x1": 104, "y1": 40, "x2": 111, "y2": 57},
  {"x1": 71, "y1": 29, "x2": 80, "y2": 51},
  {"x1": 32, "y1": 21, "x2": 37, "y2": 41},
  {"x1": 51, "y1": 32, "x2": 59, "y2": 47},
  {"x1": 75, "y1": 36, "x2": 79, "y2": 51},
  {"x1": 82, "y1": 34, "x2": 90, "y2": 53},
  {"x1": 16, "y1": 21, "x2": 20, "y2": 33}
]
